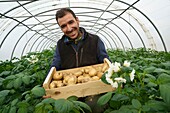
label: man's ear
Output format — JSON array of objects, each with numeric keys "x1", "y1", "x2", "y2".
[{"x1": 76, "y1": 17, "x2": 80, "y2": 23}]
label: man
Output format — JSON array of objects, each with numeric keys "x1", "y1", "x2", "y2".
[
  {"x1": 50, "y1": 8, "x2": 110, "y2": 70},
  {"x1": 50, "y1": 8, "x2": 110, "y2": 113}
]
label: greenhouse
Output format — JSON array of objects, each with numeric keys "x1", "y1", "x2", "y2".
[{"x1": 0, "y1": 0, "x2": 170, "y2": 113}]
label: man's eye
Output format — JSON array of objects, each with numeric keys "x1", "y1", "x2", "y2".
[
  {"x1": 60, "y1": 25, "x2": 66, "y2": 29},
  {"x1": 68, "y1": 20, "x2": 74, "y2": 24}
]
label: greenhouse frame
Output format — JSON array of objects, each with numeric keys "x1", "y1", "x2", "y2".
[{"x1": 0, "y1": 0, "x2": 170, "y2": 113}]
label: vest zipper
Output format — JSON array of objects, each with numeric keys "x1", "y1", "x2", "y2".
[
  {"x1": 76, "y1": 52, "x2": 78, "y2": 67},
  {"x1": 71, "y1": 45, "x2": 79, "y2": 67},
  {"x1": 80, "y1": 48, "x2": 83, "y2": 64}
]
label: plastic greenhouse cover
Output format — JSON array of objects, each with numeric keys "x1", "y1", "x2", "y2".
[{"x1": 0, "y1": 0, "x2": 170, "y2": 61}]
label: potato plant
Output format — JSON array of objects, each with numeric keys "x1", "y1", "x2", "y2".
[{"x1": 0, "y1": 47, "x2": 170, "y2": 113}]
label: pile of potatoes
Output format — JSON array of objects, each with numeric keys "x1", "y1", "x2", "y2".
[{"x1": 49, "y1": 63, "x2": 108, "y2": 89}]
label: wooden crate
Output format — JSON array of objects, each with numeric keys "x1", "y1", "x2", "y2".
[{"x1": 43, "y1": 58, "x2": 115, "y2": 100}]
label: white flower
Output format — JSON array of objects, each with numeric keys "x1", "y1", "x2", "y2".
[
  {"x1": 111, "y1": 82, "x2": 118, "y2": 88},
  {"x1": 26, "y1": 55, "x2": 38, "y2": 63},
  {"x1": 123, "y1": 60, "x2": 130, "y2": 67},
  {"x1": 106, "y1": 77, "x2": 118, "y2": 88},
  {"x1": 105, "y1": 73, "x2": 111, "y2": 78},
  {"x1": 130, "y1": 69, "x2": 136, "y2": 81},
  {"x1": 113, "y1": 65, "x2": 120, "y2": 72},
  {"x1": 114, "y1": 77, "x2": 126, "y2": 83},
  {"x1": 112, "y1": 62, "x2": 121, "y2": 72},
  {"x1": 107, "y1": 65, "x2": 114, "y2": 77},
  {"x1": 106, "y1": 77, "x2": 113, "y2": 84},
  {"x1": 114, "y1": 62, "x2": 121, "y2": 67},
  {"x1": 30, "y1": 55, "x2": 37, "y2": 59}
]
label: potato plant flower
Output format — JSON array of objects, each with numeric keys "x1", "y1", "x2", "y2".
[{"x1": 102, "y1": 60, "x2": 136, "y2": 88}]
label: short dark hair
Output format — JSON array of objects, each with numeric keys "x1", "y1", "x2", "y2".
[{"x1": 55, "y1": 8, "x2": 76, "y2": 25}]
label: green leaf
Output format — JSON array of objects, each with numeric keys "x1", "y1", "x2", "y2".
[
  {"x1": 0, "y1": 96, "x2": 5, "y2": 105},
  {"x1": 141, "y1": 105, "x2": 150, "y2": 112},
  {"x1": 70, "y1": 108, "x2": 81, "y2": 113},
  {"x1": 154, "y1": 68, "x2": 167, "y2": 73},
  {"x1": 31, "y1": 86, "x2": 45, "y2": 97},
  {"x1": 147, "y1": 82, "x2": 157, "y2": 87},
  {"x1": 101, "y1": 72, "x2": 110, "y2": 85},
  {"x1": 42, "y1": 98, "x2": 55, "y2": 104},
  {"x1": 157, "y1": 73, "x2": 170, "y2": 85},
  {"x1": 160, "y1": 83, "x2": 170, "y2": 105},
  {"x1": 44, "y1": 104, "x2": 53, "y2": 111},
  {"x1": 67, "y1": 96, "x2": 78, "y2": 101},
  {"x1": 0, "y1": 90, "x2": 10, "y2": 105},
  {"x1": 17, "y1": 101, "x2": 29, "y2": 108},
  {"x1": 144, "y1": 67, "x2": 156, "y2": 73},
  {"x1": 17, "y1": 107, "x2": 28, "y2": 113},
  {"x1": 54, "y1": 99, "x2": 74, "y2": 113},
  {"x1": 1, "y1": 105, "x2": 10, "y2": 113},
  {"x1": 161, "y1": 61, "x2": 170, "y2": 70},
  {"x1": 121, "y1": 66, "x2": 133, "y2": 73},
  {"x1": 111, "y1": 93, "x2": 129, "y2": 101},
  {"x1": 22, "y1": 91, "x2": 30, "y2": 96},
  {"x1": 6, "y1": 80, "x2": 14, "y2": 89},
  {"x1": 11, "y1": 98, "x2": 19, "y2": 106},
  {"x1": 146, "y1": 100, "x2": 169, "y2": 111},
  {"x1": 146, "y1": 74, "x2": 156, "y2": 81},
  {"x1": 35, "y1": 103, "x2": 44, "y2": 110},
  {"x1": 73, "y1": 100, "x2": 92, "y2": 112},
  {"x1": 9, "y1": 106, "x2": 17, "y2": 113},
  {"x1": 97, "y1": 92, "x2": 112, "y2": 106},
  {"x1": 0, "y1": 90, "x2": 10, "y2": 96},
  {"x1": 17, "y1": 101, "x2": 29, "y2": 113},
  {"x1": 14, "y1": 77, "x2": 22, "y2": 89},
  {"x1": 22, "y1": 76, "x2": 30, "y2": 85},
  {"x1": 132, "y1": 99, "x2": 141, "y2": 109},
  {"x1": 0, "y1": 71, "x2": 11, "y2": 77}
]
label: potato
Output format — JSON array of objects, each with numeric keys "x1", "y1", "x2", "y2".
[
  {"x1": 77, "y1": 76, "x2": 84, "y2": 83},
  {"x1": 53, "y1": 72, "x2": 63, "y2": 80},
  {"x1": 89, "y1": 68, "x2": 97, "y2": 76},
  {"x1": 96, "y1": 66, "x2": 102, "y2": 72},
  {"x1": 63, "y1": 75, "x2": 70, "y2": 85},
  {"x1": 57, "y1": 82, "x2": 64, "y2": 87},
  {"x1": 67, "y1": 78, "x2": 76, "y2": 85},
  {"x1": 84, "y1": 68, "x2": 90, "y2": 74},
  {"x1": 66, "y1": 75, "x2": 77, "y2": 85},
  {"x1": 82, "y1": 76, "x2": 91, "y2": 83},
  {"x1": 80, "y1": 68, "x2": 85, "y2": 73},
  {"x1": 49, "y1": 81, "x2": 56, "y2": 89},
  {"x1": 83, "y1": 74, "x2": 90, "y2": 78},
  {"x1": 92, "y1": 76, "x2": 100, "y2": 80},
  {"x1": 97, "y1": 72, "x2": 104, "y2": 79},
  {"x1": 74, "y1": 71, "x2": 83, "y2": 77},
  {"x1": 53, "y1": 80, "x2": 64, "y2": 87}
]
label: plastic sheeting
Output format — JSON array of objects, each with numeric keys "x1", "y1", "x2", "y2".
[{"x1": 0, "y1": 0, "x2": 170, "y2": 61}]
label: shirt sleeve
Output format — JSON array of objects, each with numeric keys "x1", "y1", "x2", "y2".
[
  {"x1": 97, "y1": 38, "x2": 111, "y2": 63},
  {"x1": 50, "y1": 45, "x2": 61, "y2": 70}
]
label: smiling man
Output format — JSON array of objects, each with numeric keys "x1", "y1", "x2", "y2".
[{"x1": 50, "y1": 8, "x2": 110, "y2": 71}]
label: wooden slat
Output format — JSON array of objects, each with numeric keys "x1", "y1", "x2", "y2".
[
  {"x1": 45, "y1": 80, "x2": 115, "y2": 99},
  {"x1": 43, "y1": 67, "x2": 56, "y2": 89}
]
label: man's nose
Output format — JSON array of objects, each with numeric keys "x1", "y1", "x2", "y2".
[{"x1": 67, "y1": 25, "x2": 72, "y2": 31}]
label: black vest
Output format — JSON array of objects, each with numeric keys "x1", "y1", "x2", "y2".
[{"x1": 58, "y1": 31, "x2": 99, "y2": 70}]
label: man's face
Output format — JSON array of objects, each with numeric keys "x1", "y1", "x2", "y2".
[{"x1": 58, "y1": 13, "x2": 80, "y2": 39}]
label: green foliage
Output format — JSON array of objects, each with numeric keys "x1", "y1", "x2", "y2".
[
  {"x1": 97, "y1": 92, "x2": 113, "y2": 106},
  {"x1": 100, "y1": 48, "x2": 170, "y2": 112},
  {"x1": 0, "y1": 47, "x2": 170, "y2": 112}
]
